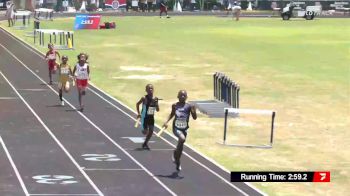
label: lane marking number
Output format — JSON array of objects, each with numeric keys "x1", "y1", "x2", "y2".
[
  {"x1": 81, "y1": 154, "x2": 121, "y2": 162},
  {"x1": 32, "y1": 175, "x2": 78, "y2": 184}
]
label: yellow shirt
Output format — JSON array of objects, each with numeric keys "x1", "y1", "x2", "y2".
[{"x1": 59, "y1": 63, "x2": 71, "y2": 82}]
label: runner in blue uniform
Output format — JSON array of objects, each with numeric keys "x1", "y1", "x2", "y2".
[{"x1": 162, "y1": 90, "x2": 197, "y2": 171}]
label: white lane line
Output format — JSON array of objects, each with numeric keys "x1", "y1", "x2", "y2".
[
  {"x1": 83, "y1": 168, "x2": 144, "y2": 171},
  {"x1": 0, "y1": 27, "x2": 265, "y2": 196},
  {"x1": 0, "y1": 97, "x2": 18, "y2": 99},
  {"x1": 30, "y1": 194, "x2": 99, "y2": 196},
  {"x1": 90, "y1": 86, "x2": 267, "y2": 196},
  {"x1": 123, "y1": 148, "x2": 174, "y2": 151},
  {"x1": 18, "y1": 89, "x2": 47, "y2": 91},
  {"x1": 0, "y1": 43, "x2": 176, "y2": 196},
  {"x1": 0, "y1": 135, "x2": 30, "y2": 196},
  {"x1": 87, "y1": 85, "x2": 249, "y2": 196},
  {"x1": 0, "y1": 70, "x2": 104, "y2": 196}
]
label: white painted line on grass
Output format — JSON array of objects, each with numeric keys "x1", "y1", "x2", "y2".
[{"x1": 0, "y1": 134, "x2": 30, "y2": 196}]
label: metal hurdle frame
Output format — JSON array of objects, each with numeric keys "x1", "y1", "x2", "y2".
[
  {"x1": 213, "y1": 72, "x2": 240, "y2": 108},
  {"x1": 34, "y1": 29, "x2": 74, "y2": 50},
  {"x1": 218, "y1": 108, "x2": 276, "y2": 149},
  {"x1": 34, "y1": 8, "x2": 54, "y2": 21}
]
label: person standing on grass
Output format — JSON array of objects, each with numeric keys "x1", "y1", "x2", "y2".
[
  {"x1": 72, "y1": 53, "x2": 90, "y2": 112},
  {"x1": 5, "y1": 1, "x2": 16, "y2": 27},
  {"x1": 162, "y1": 90, "x2": 197, "y2": 171},
  {"x1": 136, "y1": 84, "x2": 160, "y2": 150},
  {"x1": 232, "y1": 1, "x2": 241, "y2": 21},
  {"x1": 45, "y1": 43, "x2": 60, "y2": 85},
  {"x1": 159, "y1": 0, "x2": 170, "y2": 18},
  {"x1": 57, "y1": 56, "x2": 73, "y2": 106}
]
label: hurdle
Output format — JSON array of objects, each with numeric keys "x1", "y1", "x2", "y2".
[
  {"x1": 13, "y1": 11, "x2": 31, "y2": 29},
  {"x1": 34, "y1": 8, "x2": 54, "y2": 21},
  {"x1": 34, "y1": 29, "x2": 74, "y2": 50},
  {"x1": 218, "y1": 108, "x2": 276, "y2": 148},
  {"x1": 213, "y1": 72, "x2": 240, "y2": 108}
]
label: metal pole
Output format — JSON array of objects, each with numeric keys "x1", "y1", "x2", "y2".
[
  {"x1": 270, "y1": 111, "x2": 276, "y2": 145},
  {"x1": 72, "y1": 33, "x2": 74, "y2": 47},
  {"x1": 216, "y1": 73, "x2": 221, "y2": 100},
  {"x1": 60, "y1": 33, "x2": 62, "y2": 45},
  {"x1": 41, "y1": 32, "x2": 45, "y2": 46},
  {"x1": 228, "y1": 79, "x2": 231, "y2": 106},
  {"x1": 236, "y1": 84, "x2": 240, "y2": 108},
  {"x1": 39, "y1": 31, "x2": 41, "y2": 46},
  {"x1": 213, "y1": 72, "x2": 217, "y2": 100},
  {"x1": 218, "y1": 75, "x2": 222, "y2": 101},
  {"x1": 221, "y1": 76, "x2": 226, "y2": 102},
  {"x1": 223, "y1": 108, "x2": 228, "y2": 144},
  {"x1": 232, "y1": 82, "x2": 236, "y2": 108}
]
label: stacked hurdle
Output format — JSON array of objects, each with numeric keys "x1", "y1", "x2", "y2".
[
  {"x1": 213, "y1": 72, "x2": 240, "y2": 108},
  {"x1": 34, "y1": 29, "x2": 74, "y2": 50}
]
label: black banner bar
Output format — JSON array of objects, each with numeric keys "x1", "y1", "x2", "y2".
[{"x1": 231, "y1": 172, "x2": 315, "y2": 182}]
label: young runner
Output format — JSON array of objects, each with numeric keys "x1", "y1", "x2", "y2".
[
  {"x1": 72, "y1": 53, "x2": 90, "y2": 112},
  {"x1": 136, "y1": 84, "x2": 159, "y2": 150},
  {"x1": 162, "y1": 90, "x2": 197, "y2": 171},
  {"x1": 45, "y1": 43, "x2": 60, "y2": 85},
  {"x1": 57, "y1": 56, "x2": 73, "y2": 106},
  {"x1": 159, "y1": 0, "x2": 170, "y2": 18}
]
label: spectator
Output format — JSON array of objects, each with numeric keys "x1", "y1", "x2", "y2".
[
  {"x1": 190, "y1": 0, "x2": 196, "y2": 11},
  {"x1": 140, "y1": 0, "x2": 147, "y2": 12},
  {"x1": 152, "y1": 0, "x2": 157, "y2": 12},
  {"x1": 159, "y1": 0, "x2": 169, "y2": 18},
  {"x1": 147, "y1": 0, "x2": 155, "y2": 12},
  {"x1": 5, "y1": 1, "x2": 16, "y2": 27}
]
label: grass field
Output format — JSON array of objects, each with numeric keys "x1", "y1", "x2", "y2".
[{"x1": 1, "y1": 16, "x2": 349, "y2": 195}]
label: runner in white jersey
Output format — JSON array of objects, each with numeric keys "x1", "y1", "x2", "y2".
[{"x1": 72, "y1": 53, "x2": 90, "y2": 112}]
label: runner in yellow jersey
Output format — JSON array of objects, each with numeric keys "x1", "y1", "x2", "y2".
[{"x1": 58, "y1": 56, "x2": 73, "y2": 106}]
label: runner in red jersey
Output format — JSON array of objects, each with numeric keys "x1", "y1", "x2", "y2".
[{"x1": 45, "y1": 43, "x2": 60, "y2": 85}]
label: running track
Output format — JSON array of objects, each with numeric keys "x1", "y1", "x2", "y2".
[{"x1": 0, "y1": 27, "x2": 265, "y2": 196}]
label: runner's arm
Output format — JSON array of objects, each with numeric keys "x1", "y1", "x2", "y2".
[
  {"x1": 72, "y1": 66, "x2": 76, "y2": 78},
  {"x1": 162, "y1": 104, "x2": 176, "y2": 128},
  {"x1": 136, "y1": 97, "x2": 144, "y2": 118},
  {"x1": 155, "y1": 97, "x2": 160, "y2": 112},
  {"x1": 87, "y1": 65, "x2": 90, "y2": 80},
  {"x1": 45, "y1": 51, "x2": 49, "y2": 60},
  {"x1": 56, "y1": 51, "x2": 60, "y2": 60},
  {"x1": 69, "y1": 67, "x2": 73, "y2": 77},
  {"x1": 190, "y1": 104, "x2": 197, "y2": 120}
]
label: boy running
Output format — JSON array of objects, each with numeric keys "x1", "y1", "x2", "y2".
[
  {"x1": 136, "y1": 84, "x2": 159, "y2": 150},
  {"x1": 162, "y1": 90, "x2": 197, "y2": 171},
  {"x1": 72, "y1": 53, "x2": 90, "y2": 112},
  {"x1": 57, "y1": 56, "x2": 73, "y2": 106},
  {"x1": 45, "y1": 43, "x2": 60, "y2": 85}
]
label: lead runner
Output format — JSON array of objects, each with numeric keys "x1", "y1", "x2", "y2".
[
  {"x1": 162, "y1": 90, "x2": 197, "y2": 171},
  {"x1": 72, "y1": 53, "x2": 90, "y2": 112}
]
